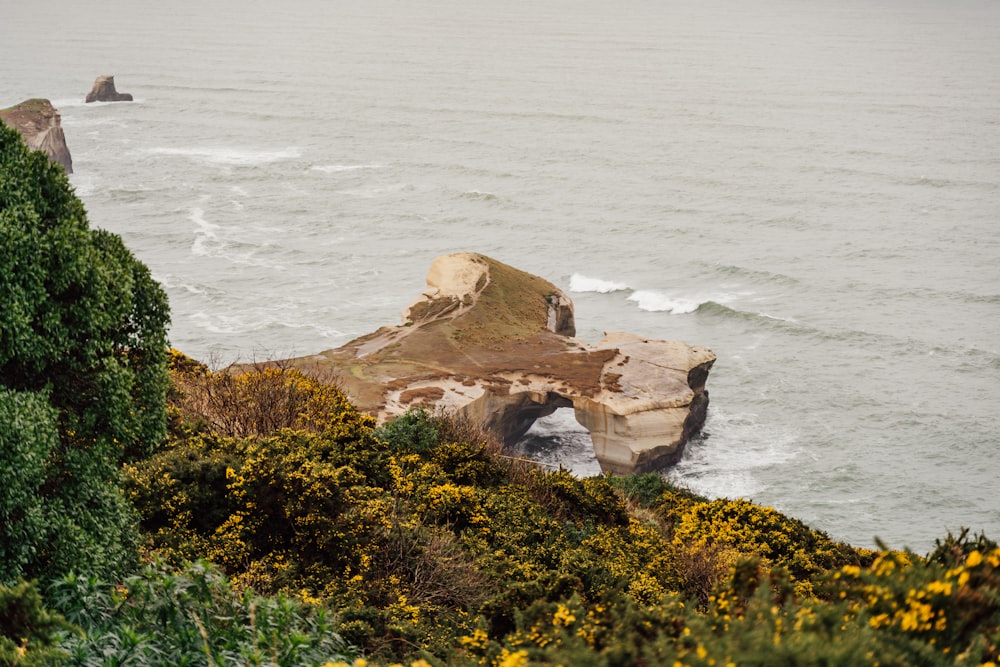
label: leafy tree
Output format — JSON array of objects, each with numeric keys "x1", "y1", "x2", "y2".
[{"x1": 0, "y1": 121, "x2": 170, "y2": 584}]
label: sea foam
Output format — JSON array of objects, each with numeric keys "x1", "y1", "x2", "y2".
[
  {"x1": 148, "y1": 146, "x2": 300, "y2": 166},
  {"x1": 627, "y1": 290, "x2": 702, "y2": 314},
  {"x1": 309, "y1": 164, "x2": 380, "y2": 173}
]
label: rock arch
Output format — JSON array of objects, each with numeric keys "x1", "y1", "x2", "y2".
[{"x1": 283, "y1": 253, "x2": 715, "y2": 474}]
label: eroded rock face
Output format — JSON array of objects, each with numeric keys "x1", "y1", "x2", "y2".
[
  {"x1": 0, "y1": 99, "x2": 73, "y2": 173},
  {"x1": 86, "y1": 75, "x2": 133, "y2": 103},
  {"x1": 282, "y1": 252, "x2": 715, "y2": 474}
]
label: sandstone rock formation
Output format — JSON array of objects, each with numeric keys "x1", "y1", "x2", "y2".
[
  {"x1": 0, "y1": 99, "x2": 73, "y2": 173},
  {"x1": 284, "y1": 253, "x2": 715, "y2": 474},
  {"x1": 85, "y1": 75, "x2": 133, "y2": 103}
]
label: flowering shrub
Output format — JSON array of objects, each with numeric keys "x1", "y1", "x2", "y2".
[
  {"x1": 120, "y1": 374, "x2": 1000, "y2": 666},
  {"x1": 669, "y1": 497, "x2": 872, "y2": 597}
]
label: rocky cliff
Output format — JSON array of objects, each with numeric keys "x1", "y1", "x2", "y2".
[
  {"x1": 0, "y1": 99, "x2": 73, "y2": 173},
  {"x1": 282, "y1": 253, "x2": 715, "y2": 474},
  {"x1": 86, "y1": 75, "x2": 133, "y2": 103}
]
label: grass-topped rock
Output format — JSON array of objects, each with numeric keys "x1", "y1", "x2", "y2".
[{"x1": 280, "y1": 252, "x2": 716, "y2": 474}]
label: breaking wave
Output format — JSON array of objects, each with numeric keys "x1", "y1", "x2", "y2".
[{"x1": 569, "y1": 273, "x2": 630, "y2": 293}]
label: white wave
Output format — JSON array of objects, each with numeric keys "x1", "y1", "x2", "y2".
[
  {"x1": 148, "y1": 145, "x2": 300, "y2": 166},
  {"x1": 568, "y1": 273, "x2": 629, "y2": 293},
  {"x1": 627, "y1": 290, "x2": 702, "y2": 313},
  {"x1": 189, "y1": 207, "x2": 220, "y2": 256},
  {"x1": 309, "y1": 164, "x2": 380, "y2": 173}
]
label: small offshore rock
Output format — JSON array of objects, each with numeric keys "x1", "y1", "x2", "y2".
[{"x1": 86, "y1": 75, "x2": 133, "y2": 103}]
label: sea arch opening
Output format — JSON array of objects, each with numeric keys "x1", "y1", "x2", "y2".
[{"x1": 513, "y1": 406, "x2": 602, "y2": 477}]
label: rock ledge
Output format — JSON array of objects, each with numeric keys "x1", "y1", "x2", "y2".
[{"x1": 282, "y1": 253, "x2": 715, "y2": 474}]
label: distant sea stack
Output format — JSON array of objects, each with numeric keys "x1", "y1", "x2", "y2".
[
  {"x1": 0, "y1": 99, "x2": 73, "y2": 173},
  {"x1": 86, "y1": 75, "x2": 133, "y2": 103},
  {"x1": 278, "y1": 253, "x2": 716, "y2": 474}
]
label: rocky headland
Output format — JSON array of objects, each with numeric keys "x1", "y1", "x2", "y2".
[
  {"x1": 282, "y1": 253, "x2": 715, "y2": 474},
  {"x1": 0, "y1": 98, "x2": 73, "y2": 173},
  {"x1": 86, "y1": 75, "x2": 133, "y2": 103}
]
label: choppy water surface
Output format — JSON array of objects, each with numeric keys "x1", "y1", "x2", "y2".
[{"x1": 3, "y1": 0, "x2": 999, "y2": 552}]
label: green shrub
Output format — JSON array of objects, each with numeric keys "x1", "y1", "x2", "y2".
[
  {"x1": 48, "y1": 561, "x2": 357, "y2": 666},
  {"x1": 374, "y1": 408, "x2": 440, "y2": 453},
  {"x1": 0, "y1": 580, "x2": 73, "y2": 667},
  {"x1": 1, "y1": 122, "x2": 169, "y2": 584}
]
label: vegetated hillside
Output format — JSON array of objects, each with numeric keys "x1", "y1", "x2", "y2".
[
  {"x1": 104, "y1": 354, "x2": 999, "y2": 666},
  {"x1": 2, "y1": 117, "x2": 999, "y2": 666}
]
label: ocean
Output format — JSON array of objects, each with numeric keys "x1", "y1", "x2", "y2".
[{"x1": 3, "y1": 0, "x2": 998, "y2": 553}]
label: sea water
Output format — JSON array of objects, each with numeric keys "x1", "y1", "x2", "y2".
[{"x1": 3, "y1": 0, "x2": 998, "y2": 552}]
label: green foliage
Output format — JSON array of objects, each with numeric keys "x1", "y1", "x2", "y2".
[
  {"x1": 47, "y1": 561, "x2": 357, "y2": 666},
  {"x1": 374, "y1": 408, "x2": 440, "y2": 453},
  {"x1": 0, "y1": 390, "x2": 57, "y2": 584},
  {"x1": 0, "y1": 580, "x2": 73, "y2": 667},
  {"x1": 0, "y1": 123, "x2": 170, "y2": 583},
  {"x1": 606, "y1": 471, "x2": 683, "y2": 507},
  {"x1": 0, "y1": 122, "x2": 170, "y2": 461}
]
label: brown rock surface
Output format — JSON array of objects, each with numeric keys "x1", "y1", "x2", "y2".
[
  {"x1": 85, "y1": 75, "x2": 133, "y2": 103},
  {"x1": 0, "y1": 99, "x2": 73, "y2": 173},
  {"x1": 281, "y1": 252, "x2": 716, "y2": 474}
]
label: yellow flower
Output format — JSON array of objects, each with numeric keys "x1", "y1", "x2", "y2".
[
  {"x1": 553, "y1": 604, "x2": 576, "y2": 627},
  {"x1": 495, "y1": 649, "x2": 530, "y2": 667},
  {"x1": 460, "y1": 628, "x2": 489, "y2": 650},
  {"x1": 869, "y1": 613, "x2": 891, "y2": 628},
  {"x1": 925, "y1": 580, "x2": 952, "y2": 596},
  {"x1": 966, "y1": 550, "x2": 984, "y2": 567}
]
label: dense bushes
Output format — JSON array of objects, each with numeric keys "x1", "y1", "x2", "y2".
[
  {"x1": 120, "y1": 362, "x2": 1000, "y2": 664},
  {"x1": 4, "y1": 348, "x2": 1000, "y2": 664},
  {"x1": 1, "y1": 122, "x2": 169, "y2": 584},
  {"x1": 124, "y1": 358, "x2": 936, "y2": 663}
]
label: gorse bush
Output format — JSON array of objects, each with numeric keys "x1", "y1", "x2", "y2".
[
  {"x1": 128, "y1": 385, "x2": 924, "y2": 664},
  {"x1": 167, "y1": 351, "x2": 353, "y2": 438},
  {"x1": 8, "y1": 350, "x2": 1000, "y2": 665}
]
